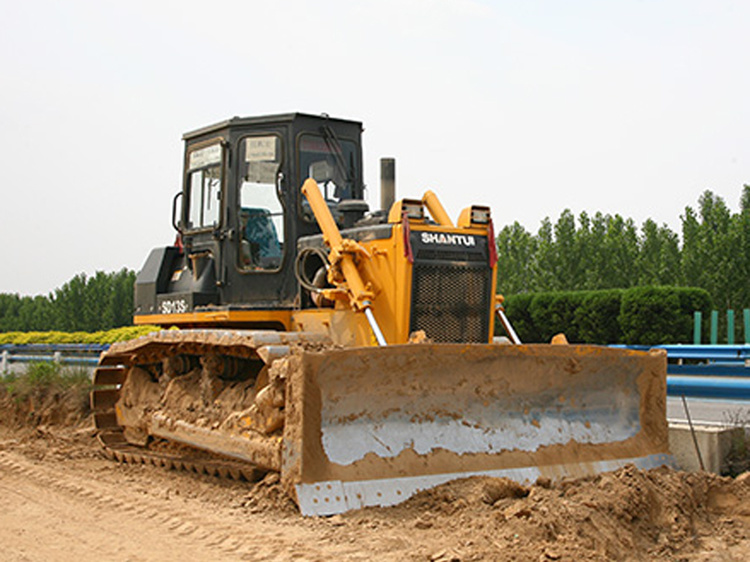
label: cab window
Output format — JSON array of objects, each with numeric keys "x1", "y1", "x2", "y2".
[
  {"x1": 299, "y1": 133, "x2": 359, "y2": 209},
  {"x1": 238, "y1": 135, "x2": 284, "y2": 271},
  {"x1": 185, "y1": 143, "x2": 222, "y2": 230}
]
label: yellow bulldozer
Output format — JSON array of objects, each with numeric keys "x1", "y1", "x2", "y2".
[{"x1": 91, "y1": 113, "x2": 671, "y2": 515}]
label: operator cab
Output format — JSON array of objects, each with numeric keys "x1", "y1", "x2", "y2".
[
  {"x1": 178, "y1": 113, "x2": 366, "y2": 271},
  {"x1": 134, "y1": 113, "x2": 367, "y2": 323}
]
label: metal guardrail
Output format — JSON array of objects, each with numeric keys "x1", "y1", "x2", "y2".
[
  {"x1": 667, "y1": 375, "x2": 750, "y2": 400},
  {"x1": 618, "y1": 344, "x2": 750, "y2": 363},
  {"x1": 4, "y1": 342, "x2": 750, "y2": 400},
  {"x1": 614, "y1": 344, "x2": 750, "y2": 400},
  {"x1": 0, "y1": 343, "x2": 110, "y2": 371}
]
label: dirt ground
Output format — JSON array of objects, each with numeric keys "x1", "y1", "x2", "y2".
[{"x1": 2, "y1": 386, "x2": 750, "y2": 561}]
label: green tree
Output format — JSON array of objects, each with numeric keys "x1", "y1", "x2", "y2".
[
  {"x1": 601, "y1": 214, "x2": 640, "y2": 289},
  {"x1": 574, "y1": 211, "x2": 597, "y2": 290},
  {"x1": 0, "y1": 269, "x2": 136, "y2": 332},
  {"x1": 637, "y1": 219, "x2": 681, "y2": 286},
  {"x1": 534, "y1": 218, "x2": 558, "y2": 291},
  {"x1": 52, "y1": 273, "x2": 88, "y2": 331},
  {"x1": 496, "y1": 222, "x2": 538, "y2": 294},
  {"x1": 552, "y1": 209, "x2": 581, "y2": 289},
  {"x1": 681, "y1": 190, "x2": 744, "y2": 309},
  {"x1": 733, "y1": 185, "x2": 750, "y2": 308},
  {"x1": 495, "y1": 185, "x2": 748, "y2": 309},
  {"x1": 110, "y1": 269, "x2": 137, "y2": 327}
]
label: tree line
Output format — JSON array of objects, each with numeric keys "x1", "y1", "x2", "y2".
[
  {"x1": 496, "y1": 186, "x2": 750, "y2": 310},
  {"x1": 0, "y1": 269, "x2": 135, "y2": 332},
  {"x1": 1, "y1": 185, "x2": 747, "y2": 334}
]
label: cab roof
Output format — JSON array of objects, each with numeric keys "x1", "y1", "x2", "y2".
[{"x1": 182, "y1": 112, "x2": 363, "y2": 141}]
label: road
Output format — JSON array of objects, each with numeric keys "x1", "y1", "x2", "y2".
[{"x1": 667, "y1": 396, "x2": 750, "y2": 426}]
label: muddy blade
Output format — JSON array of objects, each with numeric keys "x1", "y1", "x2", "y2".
[{"x1": 282, "y1": 344, "x2": 670, "y2": 516}]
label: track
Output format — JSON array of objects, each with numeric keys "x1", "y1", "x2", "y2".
[
  {"x1": 95, "y1": 418, "x2": 264, "y2": 483},
  {"x1": 92, "y1": 364, "x2": 262, "y2": 483},
  {"x1": 90, "y1": 329, "x2": 329, "y2": 484}
]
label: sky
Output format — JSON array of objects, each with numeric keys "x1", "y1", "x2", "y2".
[{"x1": 1, "y1": 0, "x2": 748, "y2": 295}]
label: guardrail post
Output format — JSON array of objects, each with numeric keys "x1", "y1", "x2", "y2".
[
  {"x1": 53, "y1": 351, "x2": 62, "y2": 364},
  {"x1": 710, "y1": 310, "x2": 719, "y2": 345},
  {"x1": 1, "y1": 350, "x2": 7, "y2": 374},
  {"x1": 745, "y1": 309, "x2": 750, "y2": 345},
  {"x1": 727, "y1": 309, "x2": 735, "y2": 345},
  {"x1": 693, "y1": 311, "x2": 702, "y2": 344}
]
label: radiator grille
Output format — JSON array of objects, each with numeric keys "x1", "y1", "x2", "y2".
[{"x1": 409, "y1": 263, "x2": 492, "y2": 343}]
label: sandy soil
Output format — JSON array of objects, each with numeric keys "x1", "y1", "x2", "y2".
[{"x1": 2, "y1": 386, "x2": 750, "y2": 561}]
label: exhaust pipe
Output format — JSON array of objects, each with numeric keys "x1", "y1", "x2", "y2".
[{"x1": 380, "y1": 157, "x2": 395, "y2": 213}]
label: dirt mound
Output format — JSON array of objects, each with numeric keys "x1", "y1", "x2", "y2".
[
  {"x1": 0, "y1": 380, "x2": 90, "y2": 428},
  {"x1": 237, "y1": 471, "x2": 298, "y2": 514},
  {"x1": 350, "y1": 466, "x2": 750, "y2": 561},
  {"x1": 1, "y1": 415, "x2": 750, "y2": 560},
  {"x1": 223, "y1": 460, "x2": 750, "y2": 560}
]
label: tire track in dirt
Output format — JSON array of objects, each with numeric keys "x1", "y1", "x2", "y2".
[
  {"x1": 0, "y1": 449, "x2": 374, "y2": 561},
  {"x1": 0, "y1": 451, "x2": 267, "y2": 560},
  {"x1": 5, "y1": 425, "x2": 750, "y2": 561}
]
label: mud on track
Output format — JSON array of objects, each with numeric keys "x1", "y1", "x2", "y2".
[{"x1": 2, "y1": 386, "x2": 750, "y2": 560}]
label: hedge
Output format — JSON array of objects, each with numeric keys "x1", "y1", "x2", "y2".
[
  {"x1": 502, "y1": 286, "x2": 712, "y2": 345},
  {"x1": 0, "y1": 325, "x2": 162, "y2": 345}
]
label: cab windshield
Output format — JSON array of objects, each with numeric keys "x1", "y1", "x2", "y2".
[{"x1": 299, "y1": 133, "x2": 360, "y2": 204}]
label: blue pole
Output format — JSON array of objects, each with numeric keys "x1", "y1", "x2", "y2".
[{"x1": 728, "y1": 309, "x2": 735, "y2": 345}]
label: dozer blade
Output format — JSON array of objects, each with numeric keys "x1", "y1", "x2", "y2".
[{"x1": 281, "y1": 343, "x2": 671, "y2": 516}]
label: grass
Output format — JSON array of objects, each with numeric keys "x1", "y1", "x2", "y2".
[
  {"x1": 1, "y1": 361, "x2": 92, "y2": 405},
  {"x1": 721, "y1": 408, "x2": 750, "y2": 477}
]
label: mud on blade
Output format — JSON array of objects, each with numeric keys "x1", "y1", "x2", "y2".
[{"x1": 281, "y1": 344, "x2": 670, "y2": 516}]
